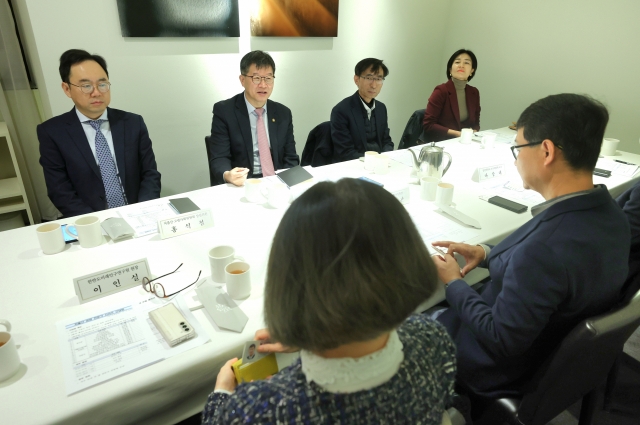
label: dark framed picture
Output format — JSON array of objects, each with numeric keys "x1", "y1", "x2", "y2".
[{"x1": 250, "y1": 0, "x2": 339, "y2": 37}]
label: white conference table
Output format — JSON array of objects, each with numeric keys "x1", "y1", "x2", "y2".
[{"x1": 1, "y1": 129, "x2": 639, "y2": 425}]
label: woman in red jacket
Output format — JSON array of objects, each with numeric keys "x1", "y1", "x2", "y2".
[{"x1": 423, "y1": 49, "x2": 480, "y2": 142}]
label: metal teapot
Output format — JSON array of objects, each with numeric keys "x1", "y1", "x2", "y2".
[{"x1": 408, "y1": 142, "x2": 453, "y2": 179}]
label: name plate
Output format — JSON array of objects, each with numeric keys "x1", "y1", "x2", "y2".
[
  {"x1": 157, "y1": 209, "x2": 214, "y2": 240},
  {"x1": 472, "y1": 164, "x2": 505, "y2": 182},
  {"x1": 73, "y1": 258, "x2": 151, "y2": 303}
]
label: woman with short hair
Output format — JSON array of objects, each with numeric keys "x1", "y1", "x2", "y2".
[
  {"x1": 202, "y1": 178, "x2": 456, "y2": 424},
  {"x1": 423, "y1": 49, "x2": 480, "y2": 142}
]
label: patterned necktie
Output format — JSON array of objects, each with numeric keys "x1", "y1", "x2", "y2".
[
  {"x1": 254, "y1": 108, "x2": 275, "y2": 176},
  {"x1": 88, "y1": 120, "x2": 126, "y2": 208}
]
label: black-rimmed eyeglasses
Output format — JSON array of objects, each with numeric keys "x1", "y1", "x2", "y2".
[
  {"x1": 510, "y1": 140, "x2": 563, "y2": 160},
  {"x1": 242, "y1": 75, "x2": 275, "y2": 86},
  {"x1": 359, "y1": 75, "x2": 385, "y2": 84},
  {"x1": 142, "y1": 263, "x2": 202, "y2": 298},
  {"x1": 68, "y1": 81, "x2": 111, "y2": 94}
]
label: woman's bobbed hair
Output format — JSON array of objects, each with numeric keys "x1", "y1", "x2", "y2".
[{"x1": 264, "y1": 178, "x2": 438, "y2": 352}]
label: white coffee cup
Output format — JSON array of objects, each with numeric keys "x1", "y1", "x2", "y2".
[
  {"x1": 36, "y1": 223, "x2": 65, "y2": 255},
  {"x1": 435, "y1": 182, "x2": 454, "y2": 206},
  {"x1": 261, "y1": 183, "x2": 290, "y2": 208},
  {"x1": 364, "y1": 151, "x2": 379, "y2": 171},
  {"x1": 373, "y1": 155, "x2": 389, "y2": 175},
  {"x1": 225, "y1": 261, "x2": 251, "y2": 299},
  {"x1": 420, "y1": 177, "x2": 440, "y2": 201},
  {"x1": 601, "y1": 138, "x2": 619, "y2": 156},
  {"x1": 460, "y1": 128, "x2": 473, "y2": 144},
  {"x1": 481, "y1": 132, "x2": 497, "y2": 149},
  {"x1": 209, "y1": 245, "x2": 243, "y2": 284},
  {"x1": 75, "y1": 216, "x2": 103, "y2": 248},
  {"x1": 244, "y1": 178, "x2": 265, "y2": 203},
  {"x1": 0, "y1": 320, "x2": 21, "y2": 382}
]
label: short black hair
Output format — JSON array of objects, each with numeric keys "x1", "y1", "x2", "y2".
[
  {"x1": 240, "y1": 50, "x2": 276, "y2": 75},
  {"x1": 355, "y1": 58, "x2": 389, "y2": 78},
  {"x1": 249, "y1": 344, "x2": 256, "y2": 349},
  {"x1": 264, "y1": 178, "x2": 438, "y2": 352},
  {"x1": 446, "y1": 49, "x2": 477, "y2": 81},
  {"x1": 59, "y1": 49, "x2": 108, "y2": 83},
  {"x1": 517, "y1": 93, "x2": 609, "y2": 172}
]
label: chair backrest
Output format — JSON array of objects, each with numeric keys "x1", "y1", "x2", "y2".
[
  {"x1": 301, "y1": 121, "x2": 333, "y2": 167},
  {"x1": 204, "y1": 136, "x2": 214, "y2": 186},
  {"x1": 517, "y1": 289, "x2": 640, "y2": 425},
  {"x1": 398, "y1": 109, "x2": 428, "y2": 150}
]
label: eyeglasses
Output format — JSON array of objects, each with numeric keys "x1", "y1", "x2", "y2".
[
  {"x1": 359, "y1": 75, "x2": 385, "y2": 84},
  {"x1": 68, "y1": 81, "x2": 111, "y2": 94},
  {"x1": 510, "y1": 140, "x2": 563, "y2": 160},
  {"x1": 243, "y1": 75, "x2": 275, "y2": 86},
  {"x1": 142, "y1": 263, "x2": 202, "y2": 298}
]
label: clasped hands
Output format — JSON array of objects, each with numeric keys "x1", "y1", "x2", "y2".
[
  {"x1": 214, "y1": 329, "x2": 297, "y2": 392},
  {"x1": 431, "y1": 241, "x2": 485, "y2": 284},
  {"x1": 223, "y1": 167, "x2": 250, "y2": 186}
]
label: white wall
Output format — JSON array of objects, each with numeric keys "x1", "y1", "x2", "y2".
[
  {"x1": 442, "y1": 0, "x2": 640, "y2": 154},
  {"x1": 15, "y1": 0, "x2": 451, "y2": 197}
]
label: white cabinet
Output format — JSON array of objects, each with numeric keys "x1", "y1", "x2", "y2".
[{"x1": 0, "y1": 121, "x2": 34, "y2": 224}]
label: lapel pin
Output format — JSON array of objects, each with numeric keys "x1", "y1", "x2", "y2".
[{"x1": 272, "y1": 118, "x2": 275, "y2": 122}]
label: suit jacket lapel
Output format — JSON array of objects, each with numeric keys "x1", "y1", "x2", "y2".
[
  {"x1": 108, "y1": 108, "x2": 126, "y2": 186},
  {"x1": 447, "y1": 80, "x2": 461, "y2": 128},
  {"x1": 65, "y1": 108, "x2": 101, "y2": 179},
  {"x1": 375, "y1": 102, "x2": 384, "y2": 145},
  {"x1": 235, "y1": 94, "x2": 254, "y2": 170},
  {"x1": 350, "y1": 93, "x2": 367, "y2": 150},
  {"x1": 266, "y1": 100, "x2": 279, "y2": 167}
]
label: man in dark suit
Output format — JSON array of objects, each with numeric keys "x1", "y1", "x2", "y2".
[
  {"x1": 38, "y1": 49, "x2": 161, "y2": 218},
  {"x1": 432, "y1": 94, "x2": 630, "y2": 398},
  {"x1": 209, "y1": 50, "x2": 299, "y2": 186},
  {"x1": 330, "y1": 58, "x2": 394, "y2": 163}
]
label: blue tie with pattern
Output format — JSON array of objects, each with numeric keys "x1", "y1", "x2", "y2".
[{"x1": 88, "y1": 120, "x2": 126, "y2": 208}]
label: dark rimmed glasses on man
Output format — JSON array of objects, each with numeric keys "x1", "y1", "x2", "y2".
[
  {"x1": 359, "y1": 75, "x2": 385, "y2": 84},
  {"x1": 68, "y1": 81, "x2": 111, "y2": 94},
  {"x1": 242, "y1": 75, "x2": 275, "y2": 86},
  {"x1": 511, "y1": 140, "x2": 564, "y2": 160},
  {"x1": 142, "y1": 263, "x2": 202, "y2": 298}
]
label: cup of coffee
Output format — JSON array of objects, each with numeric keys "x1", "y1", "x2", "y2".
[
  {"x1": 364, "y1": 151, "x2": 379, "y2": 171},
  {"x1": 0, "y1": 320, "x2": 21, "y2": 382},
  {"x1": 36, "y1": 223, "x2": 65, "y2": 255},
  {"x1": 244, "y1": 178, "x2": 265, "y2": 203},
  {"x1": 481, "y1": 132, "x2": 497, "y2": 149},
  {"x1": 460, "y1": 128, "x2": 473, "y2": 144},
  {"x1": 261, "y1": 183, "x2": 290, "y2": 208},
  {"x1": 225, "y1": 261, "x2": 251, "y2": 299},
  {"x1": 75, "y1": 216, "x2": 103, "y2": 248},
  {"x1": 209, "y1": 246, "x2": 243, "y2": 284},
  {"x1": 420, "y1": 177, "x2": 439, "y2": 201},
  {"x1": 435, "y1": 182, "x2": 454, "y2": 206},
  {"x1": 601, "y1": 138, "x2": 619, "y2": 156}
]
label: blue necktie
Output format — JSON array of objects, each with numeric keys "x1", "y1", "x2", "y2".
[{"x1": 88, "y1": 120, "x2": 126, "y2": 208}]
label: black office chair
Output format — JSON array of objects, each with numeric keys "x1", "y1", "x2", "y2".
[
  {"x1": 301, "y1": 121, "x2": 333, "y2": 167},
  {"x1": 204, "y1": 135, "x2": 215, "y2": 186},
  {"x1": 474, "y1": 288, "x2": 640, "y2": 425},
  {"x1": 398, "y1": 108, "x2": 428, "y2": 150}
]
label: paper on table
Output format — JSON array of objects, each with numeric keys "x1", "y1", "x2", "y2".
[
  {"x1": 475, "y1": 131, "x2": 516, "y2": 144},
  {"x1": 480, "y1": 179, "x2": 544, "y2": 205},
  {"x1": 404, "y1": 204, "x2": 480, "y2": 255},
  {"x1": 118, "y1": 202, "x2": 177, "y2": 237},
  {"x1": 384, "y1": 148, "x2": 417, "y2": 168},
  {"x1": 596, "y1": 158, "x2": 639, "y2": 177},
  {"x1": 57, "y1": 294, "x2": 209, "y2": 395}
]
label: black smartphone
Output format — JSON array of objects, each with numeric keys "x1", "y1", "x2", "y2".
[
  {"x1": 488, "y1": 196, "x2": 528, "y2": 214},
  {"x1": 169, "y1": 197, "x2": 200, "y2": 214},
  {"x1": 61, "y1": 224, "x2": 78, "y2": 243},
  {"x1": 593, "y1": 168, "x2": 611, "y2": 178}
]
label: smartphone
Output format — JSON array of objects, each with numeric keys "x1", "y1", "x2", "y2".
[
  {"x1": 358, "y1": 176, "x2": 384, "y2": 187},
  {"x1": 61, "y1": 224, "x2": 78, "y2": 243},
  {"x1": 488, "y1": 196, "x2": 528, "y2": 214},
  {"x1": 593, "y1": 168, "x2": 611, "y2": 178}
]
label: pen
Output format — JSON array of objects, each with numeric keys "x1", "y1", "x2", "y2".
[
  {"x1": 615, "y1": 160, "x2": 636, "y2": 165},
  {"x1": 431, "y1": 245, "x2": 447, "y2": 257}
]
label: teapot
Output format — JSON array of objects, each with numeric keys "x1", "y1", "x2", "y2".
[{"x1": 408, "y1": 142, "x2": 453, "y2": 179}]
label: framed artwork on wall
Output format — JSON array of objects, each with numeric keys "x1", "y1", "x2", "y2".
[
  {"x1": 116, "y1": 0, "x2": 240, "y2": 37},
  {"x1": 250, "y1": 0, "x2": 338, "y2": 37}
]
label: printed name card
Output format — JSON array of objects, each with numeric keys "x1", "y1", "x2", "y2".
[
  {"x1": 157, "y1": 209, "x2": 214, "y2": 240},
  {"x1": 73, "y1": 258, "x2": 151, "y2": 303},
  {"x1": 472, "y1": 164, "x2": 506, "y2": 182}
]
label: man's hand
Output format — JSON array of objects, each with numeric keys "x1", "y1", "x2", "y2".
[
  {"x1": 214, "y1": 358, "x2": 238, "y2": 392},
  {"x1": 432, "y1": 241, "x2": 485, "y2": 277},
  {"x1": 223, "y1": 168, "x2": 249, "y2": 186},
  {"x1": 432, "y1": 252, "x2": 463, "y2": 284},
  {"x1": 255, "y1": 328, "x2": 298, "y2": 354}
]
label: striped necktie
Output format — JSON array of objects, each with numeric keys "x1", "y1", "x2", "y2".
[
  {"x1": 254, "y1": 108, "x2": 275, "y2": 176},
  {"x1": 88, "y1": 120, "x2": 126, "y2": 208}
]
